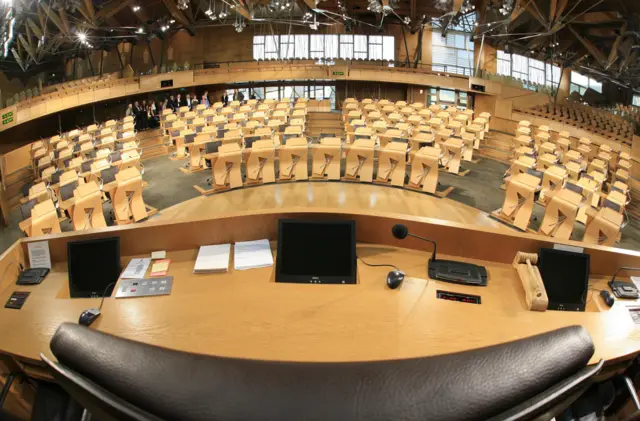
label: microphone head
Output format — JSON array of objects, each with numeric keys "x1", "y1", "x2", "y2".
[{"x1": 392, "y1": 224, "x2": 408, "y2": 240}]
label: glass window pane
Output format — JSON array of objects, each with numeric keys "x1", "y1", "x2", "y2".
[
  {"x1": 265, "y1": 35, "x2": 279, "y2": 60},
  {"x1": 633, "y1": 94, "x2": 640, "y2": 107},
  {"x1": 310, "y1": 34, "x2": 324, "y2": 59},
  {"x1": 590, "y1": 79, "x2": 602, "y2": 93},
  {"x1": 354, "y1": 35, "x2": 367, "y2": 59},
  {"x1": 294, "y1": 34, "x2": 309, "y2": 59},
  {"x1": 382, "y1": 36, "x2": 395, "y2": 61},
  {"x1": 571, "y1": 71, "x2": 589, "y2": 87},
  {"x1": 325, "y1": 35, "x2": 339, "y2": 58},
  {"x1": 280, "y1": 35, "x2": 294, "y2": 59},
  {"x1": 339, "y1": 35, "x2": 354, "y2": 59},
  {"x1": 440, "y1": 89, "x2": 455, "y2": 103}
]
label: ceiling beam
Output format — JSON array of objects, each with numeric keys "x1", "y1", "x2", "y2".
[
  {"x1": 552, "y1": 0, "x2": 569, "y2": 23},
  {"x1": 524, "y1": 1, "x2": 546, "y2": 27},
  {"x1": 40, "y1": 3, "x2": 69, "y2": 35},
  {"x1": 569, "y1": 25, "x2": 608, "y2": 67},
  {"x1": 96, "y1": 0, "x2": 135, "y2": 22},
  {"x1": 26, "y1": 18, "x2": 43, "y2": 40},
  {"x1": 161, "y1": 0, "x2": 197, "y2": 33},
  {"x1": 571, "y1": 11, "x2": 622, "y2": 24},
  {"x1": 606, "y1": 23, "x2": 626, "y2": 70},
  {"x1": 18, "y1": 35, "x2": 37, "y2": 63},
  {"x1": 84, "y1": 0, "x2": 96, "y2": 19}
]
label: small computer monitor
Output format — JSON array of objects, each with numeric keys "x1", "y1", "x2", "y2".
[
  {"x1": 565, "y1": 182, "x2": 583, "y2": 195},
  {"x1": 320, "y1": 133, "x2": 336, "y2": 139},
  {"x1": 184, "y1": 133, "x2": 196, "y2": 144},
  {"x1": 68, "y1": 237, "x2": 121, "y2": 298},
  {"x1": 81, "y1": 160, "x2": 93, "y2": 173},
  {"x1": 101, "y1": 166, "x2": 119, "y2": 184},
  {"x1": 526, "y1": 168, "x2": 543, "y2": 179},
  {"x1": 109, "y1": 151, "x2": 122, "y2": 163},
  {"x1": 276, "y1": 219, "x2": 357, "y2": 284},
  {"x1": 205, "y1": 142, "x2": 220, "y2": 154},
  {"x1": 50, "y1": 170, "x2": 64, "y2": 185},
  {"x1": 392, "y1": 137, "x2": 409, "y2": 144},
  {"x1": 60, "y1": 181, "x2": 78, "y2": 201},
  {"x1": 245, "y1": 136, "x2": 261, "y2": 148},
  {"x1": 538, "y1": 248, "x2": 589, "y2": 312},
  {"x1": 20, "y1": 199, "x2": 37, "y2": 220}
]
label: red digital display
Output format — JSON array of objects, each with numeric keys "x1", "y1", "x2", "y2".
[{"x1": 436, "y1": 290, "x2": 481, "y2": 304}]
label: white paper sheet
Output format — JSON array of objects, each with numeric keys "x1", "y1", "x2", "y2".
[
  {"x1": 234, "y1": 239, "x2": 273, "y2": 270},
  {"x1": 27, "y1": 241, "x2": 51, "y2": 269},
  {"x1": 194, "y1": 244, "x2": 231, "y2": 273},
  {"x1": 120, "y1": 258, "x2": 152, "y2": 279}
]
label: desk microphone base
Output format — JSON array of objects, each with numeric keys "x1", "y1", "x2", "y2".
[{"x1": 428, "y1": 259, "x2": 488, "y2": 286}]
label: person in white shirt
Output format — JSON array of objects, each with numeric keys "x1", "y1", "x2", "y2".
[
  {"x1": 125, "y1": 103, "x2": 133, "y2": 117},
  {"x1": 186, "y1": 94, "x2": 192, "y2": 109}
]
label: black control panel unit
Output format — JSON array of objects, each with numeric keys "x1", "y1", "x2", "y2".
[{"x1": 436, "y1": 290, "x2": 481, "y2": 304}]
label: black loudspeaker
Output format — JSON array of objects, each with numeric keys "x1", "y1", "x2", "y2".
[
  {"x1": 161, "y1": 80, "x2": 173, "y2": 88},
  {"x1": 471, "y1": 84, "x2": 485, "y2": 92}
]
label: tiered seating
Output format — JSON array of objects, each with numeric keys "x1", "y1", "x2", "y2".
[
  {"x1": 493, "y1": 120, "x2": 632, "y2": 246},
  {"x1": 20, "y1": 116, "x2": 154, "y2": 236},
  {"x1": 180, "y1": 97, "x2": 492, "y2": 199},
  {"x1": 160, "y1": 98, "x2": 310, "y2": 183},
  {"x1": 517, "y1": 101, "x2": 634, "y2": 145},
  {"x1": 342, "y1": 98, "x2": 490, "y2": 179}
]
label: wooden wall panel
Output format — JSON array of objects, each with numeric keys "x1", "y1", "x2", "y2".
[{"x1": 2, "y1": 143, "x2": 31, "y2": 175}]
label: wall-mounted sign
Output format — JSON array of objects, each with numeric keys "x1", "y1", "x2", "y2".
[{"x1": 332, "y1": 71, "x2": 345, "y2": 76}]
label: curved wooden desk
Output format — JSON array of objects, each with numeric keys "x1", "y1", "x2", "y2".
[{"x1": 1, "y1": 208, "x2": 640, "y2": 376}]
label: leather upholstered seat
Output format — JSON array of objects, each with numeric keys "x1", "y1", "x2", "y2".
[{"x1": 44, "y1": 323, "x2": 599, "y2": 421}]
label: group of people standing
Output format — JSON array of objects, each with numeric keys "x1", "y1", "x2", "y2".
[{"x1": 125, "y1": 89, "x2": 255, "y2": 131}]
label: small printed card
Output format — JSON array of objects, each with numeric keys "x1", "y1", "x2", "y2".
[{"x1": 150, "y1": 259, "x2": 171, "y2": 277}]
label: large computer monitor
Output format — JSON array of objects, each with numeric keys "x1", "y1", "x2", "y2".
[
  {"x1": 276, "y1": 219, "x2": 356, "y2": 284},
  {"x1": 68, "y1": 237, "x2": 121, "y2": 298},
  {"x1": 538, "y1": 248, "x2": 589, "y2": 312}
]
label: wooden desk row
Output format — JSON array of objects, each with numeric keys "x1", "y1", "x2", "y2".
[
  {"x1": 191, "y1": 137, "x2": 461, "y2": 197},
  {"x1": 3, "y1": 208, "x2": 640, "y2": 374}
]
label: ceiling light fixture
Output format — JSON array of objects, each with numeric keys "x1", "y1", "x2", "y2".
[{"x1": 132, "y1": 5, "x2": 140, "y2": 12}]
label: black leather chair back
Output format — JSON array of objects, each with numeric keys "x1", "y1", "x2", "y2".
[{"x1": 45, "y1": 324, "x2": 598, "y2": 421}]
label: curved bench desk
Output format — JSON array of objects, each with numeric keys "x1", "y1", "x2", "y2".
[{"x1": 1, "y1": 207, "x2": 639, "y2": 379}]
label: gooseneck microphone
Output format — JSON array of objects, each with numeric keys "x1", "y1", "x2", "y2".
[
  {"x1": 391, "y1": 223, "x2": 488, "y2": 286},
  {"x1": 392, "y1": 224, "x2": 437, "y2": 262}
]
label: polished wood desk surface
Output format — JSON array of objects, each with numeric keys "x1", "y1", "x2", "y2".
[
  {"x1": 0, "y1": 243, "x2": 637, "y2": 367},
  {"x1": 154, "y1": 181, "x2": 506, "y2": 230},
  {"x1": 1, "y1": 206, "x2": 640, "y2": 371}
]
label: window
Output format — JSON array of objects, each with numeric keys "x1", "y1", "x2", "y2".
[
  {"x1": 265, "y1": 86, "x2": 279, "y2": 100},
  {"x1": 339, "y1": 35, "x2": 354, "y2": 59},
  {"x1": 459, "y1": 92, "x2": 468, "y2": 109},
  {"x1": 253, "y1": 36, "x2": 265, "y2": 61},
  {"x1": 280, "y1": 35, "x2": 295, "y2": 59},
  {"x1": 428, "y1": 88, "x2": 438, "y2": 105},
  {"x1": 264, "y1": 35, "x2": 279, "y2": 60},
  {"x1": 570, "y1": 71, "x2": 602, "y2": 94},
  {"x1": 633, "y1": 94, "x2": 640, "y2": 107},
  {"x1": 294, "y1": 35, "x2": 309, "y2": 59},
  {"x1": 545, "y1": 63, "x2": 561, "y2": 88},
  {"x1": 368, "y1": 36, "x2": 383, "y2": 60},
  {"x1": 253, "y1": 35, "x2": 393, "y2": 61},
  {"x1": 431, "y1": 30, "x2": 474, "y2": 76},
  {"x1": 497, "y1": 50, "x2": 561, "y2": 88},
  {"x1": 354, "y1": 35, "x2": 368, "y2": 60},
  {"x1": 250, "y1": 87, "x2": 264, "y2": 100},
  {"x1": 440, "y1": 89, "x2": 456, "y2": 103}
]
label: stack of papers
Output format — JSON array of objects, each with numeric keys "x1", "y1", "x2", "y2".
[
  {"x1": 234, "y1": 239, "x2": 273, "y2": 270},
  {"x1": 121, "y1": 258, "x2": 151, "y2": 279},
  {"x1": 193, "y1": 244, "x2": 231, "y2": 273}
]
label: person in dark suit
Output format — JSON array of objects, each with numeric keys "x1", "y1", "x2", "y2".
[
  {"x1": 168, "y1": 95, "x2": 177, "y2": 111},
  {"x1": 133, "y1": 101, "x2": 143, "y2": 131}
]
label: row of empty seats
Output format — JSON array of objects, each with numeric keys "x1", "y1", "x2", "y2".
[
  {"x1": 341, "y1": 98, "x2": 491, "y2": 176},
  {"x1": 517, "y1": 101, "x2": 634, "y2": 145},
  {"x1": 21, "y1": 117, "x2": 152, "y2": 237},
  {"x1": 494, "y1": 120, "x2": 632, "y2": 246}
]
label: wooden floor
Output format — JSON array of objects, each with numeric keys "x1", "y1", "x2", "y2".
[{"x1": 153, "y1": 181, "x2": 507, "y2": 230}]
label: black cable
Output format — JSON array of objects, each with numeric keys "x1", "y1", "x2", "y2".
[
  {"x1": 98, "y1": 282, "x2": 116, "y2": 311},
  {"x1": 611, "y1": 267, "x2": 640, "y2": 283},
  {"x1": 357, "y1": 256, "x2": 399, "y2": 271},
  {"x1": 586, "y1": 287, "x2": 603, "y2": 304}
]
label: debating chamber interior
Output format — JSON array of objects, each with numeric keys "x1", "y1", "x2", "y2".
[{"x1": 1, "y1": 0, "x2": 640, "y2": 419}]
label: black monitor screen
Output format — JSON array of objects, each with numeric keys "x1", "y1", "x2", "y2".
[
  {"x1": 276, "y1": 219, "x2": 356, "y2": 284},
  {"x1": 68, "y1": 237, "x2": 121, "y2": 298},
  {"x1": 538, "y1": 248, "x2": 589, "y2": 311}
]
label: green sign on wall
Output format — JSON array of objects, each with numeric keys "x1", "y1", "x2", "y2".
[
  {"x1": 1, "y1": 111, "x2": 12, "y2": 119},
  {"x1": 332, "y1": 71, "x2": 345, "y2": 76},
  {"x1": 2, "y1": 117, "x2": 13, "y2": 125}
]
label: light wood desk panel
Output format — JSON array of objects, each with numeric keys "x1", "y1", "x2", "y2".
[
  {"x1": 0, "y1": 209, "x2": 639, "y2": 369},
  {"x1": 0, "y1": 244, "x2": 638, "y2": 367}
]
